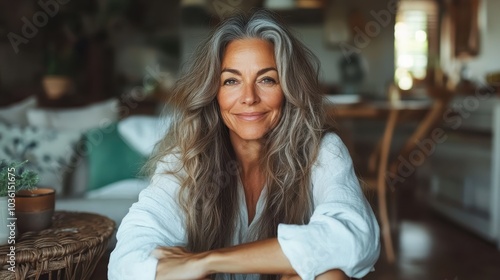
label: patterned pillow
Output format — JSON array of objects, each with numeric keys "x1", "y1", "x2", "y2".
[{"x1": 0, "y1": 122, "x2": 82, "y2": 196}]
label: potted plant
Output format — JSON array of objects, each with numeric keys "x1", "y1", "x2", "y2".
[
  {"x1": 41, "y1": 12, "x2": 81, "y2": 101},
  {"x1": 0, "y1": 160, "x2": 39, "y2": 245},
  {"x1": 42, "y1": 41, "x2": 77, "y2": 100},
  {"x1": 0, "y1": 160, "x2": 39, "y2": 196}
]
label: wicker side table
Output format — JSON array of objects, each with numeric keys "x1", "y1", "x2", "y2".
[{"x1": 0, "y1": 211, "x2": 115, "y2": 280}]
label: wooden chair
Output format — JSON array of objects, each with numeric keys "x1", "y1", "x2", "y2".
[
  {"x1": 359, "y1": 99, "x2": 400, "y2": 263},
  {"x1": 389, "y1": 86, "x2": 454, "y2": 175},
  {"x1": 349, "y1": 84, "x2": 453, "y2": 263}
]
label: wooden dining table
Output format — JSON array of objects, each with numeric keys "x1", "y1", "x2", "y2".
[
  {"x1": 324, "y1": 96, "x2": 448, "y2": 172},
  {"x1": 325, "y1": 98, "x2": 433, "y2": 120}
]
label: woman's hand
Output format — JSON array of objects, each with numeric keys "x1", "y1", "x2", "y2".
[
  {"x1": 152, "y1": 246, "x2": 210, "y2": 280},
  {"x1": 281, "y1": 269, "x2": 349, "y2": 280}
]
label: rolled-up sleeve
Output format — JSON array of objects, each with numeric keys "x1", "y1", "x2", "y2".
[
  {"x1": 277, "y1": 133, "x2": 380, "y2": 280},
  {"x1": 108, "y1": 158, "x2": 186, "y2": 280}
]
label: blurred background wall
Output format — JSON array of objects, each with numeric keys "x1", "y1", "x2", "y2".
[{"x1": 0, "y1": 0, "x2": 399, "y2": 107}]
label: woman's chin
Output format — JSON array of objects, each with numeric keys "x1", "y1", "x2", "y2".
[{"x1": 230, "y1": 131, "x2": 268, "y2": 143}]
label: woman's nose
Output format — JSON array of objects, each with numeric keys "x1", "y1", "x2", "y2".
[{"x1": 240, "y1": 83, "x2": 260, "y2": 105}]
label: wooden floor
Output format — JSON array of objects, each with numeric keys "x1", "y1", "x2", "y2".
[
  {"x1": 364, "y1": 185, "x2": 500, "y2": 280},
  {"x1": 91, "y1": 185, "x2": 500, "y2": 280}
]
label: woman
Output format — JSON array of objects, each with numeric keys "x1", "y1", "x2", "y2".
[{"x1": 109, "y1": 10, "x2": 380, "y2": 280}]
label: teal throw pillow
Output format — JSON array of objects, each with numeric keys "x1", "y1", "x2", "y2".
[{"x1": 84, "y1": 122, "x2": 146, "y2": 191}]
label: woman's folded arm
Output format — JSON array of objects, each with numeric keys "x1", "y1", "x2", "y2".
[
  {"x1": 276, "y1": 134, "x2": 380, "y2": 279},
  {"x1": 108, "y1": 165, "x2": 186, "y2": 280}
]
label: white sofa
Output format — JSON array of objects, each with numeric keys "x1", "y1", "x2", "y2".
[
  {"x1": 0, "y1": 97, "x2": 168, "y2": 247},
  {"x1": 55, "y1": 115, "x2": 168, "y2": 247},
  {"x1": 55, "y1": 156, "x2": 148, "y2": 247}
]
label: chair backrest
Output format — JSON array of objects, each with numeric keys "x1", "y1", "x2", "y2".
[{"x1": 387, "y1": 85, "x2": 454, "y2": 186}]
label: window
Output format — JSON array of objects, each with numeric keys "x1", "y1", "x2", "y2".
[{"x1": 394, "y1": 0, "x2": 438, "y2": 91}]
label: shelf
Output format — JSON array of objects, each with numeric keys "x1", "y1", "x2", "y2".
[{"x1": 421, "y1": 97, "x2": 500, "y2": 249}]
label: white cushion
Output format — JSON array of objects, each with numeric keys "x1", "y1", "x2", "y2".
[
  {"x1": 0, "y1": 96, "x2": 37, "y2": 126},
  {"x1": 27, "y1": 99, "x2": 119, "y2": 131},
  {"x1": 117, "y1": 115, "x2": 171, "y2": 156},
  {"x1": 85, "y1": 178, "x2": 149, "y2": 199}
]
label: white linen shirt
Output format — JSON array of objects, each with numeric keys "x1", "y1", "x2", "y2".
[{"x1": 108, "y1": 133, "x2": 380, "y2": 280}]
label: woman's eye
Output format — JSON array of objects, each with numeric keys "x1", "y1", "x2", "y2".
[
  {"x1": 223, "y1": 79, "x2": 238, "y2": 85},
  {"x1": 260, "y1": 77, "x2": 276, "y2": 85}
]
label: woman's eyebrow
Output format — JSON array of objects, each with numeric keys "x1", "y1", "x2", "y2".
[
  {"x1": 221, "y1": 68, "x2": 241, "y2": 75},
  {"x1": 221, "y1": 67, "x2": 278, "y2": 76},
  {"x1": 257, "y1": 67, "x2": 278, "y2": 76}
]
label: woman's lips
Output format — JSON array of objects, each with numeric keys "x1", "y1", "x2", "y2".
[{"x1": 235, "y1": 112, "x2": 266, "y2": 121}]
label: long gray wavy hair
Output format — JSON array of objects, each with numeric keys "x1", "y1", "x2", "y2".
[{"x1": 146, "y1": 9, "x2": 327, "y2": 276}]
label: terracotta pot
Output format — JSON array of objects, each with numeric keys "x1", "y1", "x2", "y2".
[
  {"x1": 15, "y1": 188, "x2": 55, "y2": 233},
  {"x1": 42, "y1": 76, "x2": 74, "y2": 100}
]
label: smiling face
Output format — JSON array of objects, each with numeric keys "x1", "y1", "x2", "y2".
[{"x1": 217, "y1": 38, "x2": 284, "y2": 145}]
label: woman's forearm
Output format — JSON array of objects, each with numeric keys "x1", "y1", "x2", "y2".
[
  {"x1": 154, "y1": 239, "x2": 348, "y2": 279},
  {"x1": 204, "y1": 238, "x2": 296, "y2": 275},
  {"x1": 153, "y1": 239, "x2": 294, "y2": 279}
]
